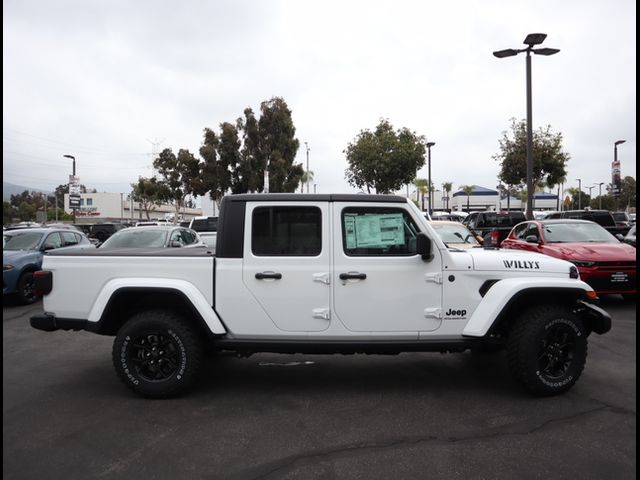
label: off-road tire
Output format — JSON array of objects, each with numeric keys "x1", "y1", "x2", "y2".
[
  {"x1": 112, "y1": 310, "x2": 204, "y2": 398},
  {"x1": 507, "y1": 304, "x2": 587, "y2": 396},
  {"x1": 16, "y1": 271, "x2": 38, "y2": 305}
]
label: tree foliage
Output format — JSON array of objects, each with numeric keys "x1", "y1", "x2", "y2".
[
  {"x1": 460, "y1": 185, "x2": 474, "y2": 212},
  {"x1": 153, "y1": 148, "x2": 202, "y2": 222},
  {"x1": 258, "y1": 97, "x2": 302, "y2": 193},
  {"x1": 344, "y1": 119, "x2": 426, "y2": 193},
  {"x1": 131, "y1": 177, "x2": 171, "y2": 220},
  {"x1": 493, "y1": 118, "x2": 569, "y2": 194}
]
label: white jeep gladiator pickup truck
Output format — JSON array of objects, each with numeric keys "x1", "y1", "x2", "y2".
[{"x1": 31, "y1": 194, "x2": 611, "y2": 398}]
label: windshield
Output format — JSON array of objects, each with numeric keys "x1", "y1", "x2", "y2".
[
  {"x1": 543, "y1": 223, "x2": 617, "y2": 243},
  {"x1": 431, "y1": 224, "x2": 479, "y2": 245},
  {"x1": 101, "y1": 229, "x2": 168, "y2": 248},
  {"x1": 3, "y1": 232, "x2": 44, "y2": 250}
]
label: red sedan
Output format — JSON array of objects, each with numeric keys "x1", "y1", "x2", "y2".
[{"x1": 501, "y1": 219, "x2": 636, "y2": 297}]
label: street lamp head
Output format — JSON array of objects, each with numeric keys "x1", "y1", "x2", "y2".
[
  {"x1": 63, "y1": 154, "x2": 75, "y2": 160},
  {"x1": 533, "y1": 48, "x2": 560, "y2": 56},
  {"x1": 493, "y1": 49, "x2": 520, "y2": 58},
  {"x1": 524, "y1": 33, "x2": 547, "y2": 46},
  {"x1": 614, "y1": 140, "x2": 626, "y2": 146},
  {"x1": 426, "y1": 142, "x2": 436, "y2": 148}
]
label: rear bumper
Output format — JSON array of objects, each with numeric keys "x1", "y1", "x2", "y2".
[{"x1": 30, "y1": 313, "x2": 93, "y2": 332}]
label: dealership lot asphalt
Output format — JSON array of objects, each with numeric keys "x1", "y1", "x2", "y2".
[{"x1": 3, "y1": 297, "x2": 636, "y2": 480}]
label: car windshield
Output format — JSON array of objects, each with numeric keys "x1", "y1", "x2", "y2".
[
  {"x1": 431, "y1": 224, "x2": 479, "y2": 245},
  {"x1": 543, "y1": 223, "x2": 617, "y2": 243},
  {"x1": 612, "y1": 212, "x2": 629, "y2": 221},
  {"x1": 101, "y1": 229, "x2": 168, "y2": 248},
  {"x1": 3, "y1": 232, "x2": 44, "y2": 250}
]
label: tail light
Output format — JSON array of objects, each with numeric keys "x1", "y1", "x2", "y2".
[
  {"x1": 490, "y1": 229, "x2": 500, "y2": 247},
  {"x1": 34, "y1": 270, "x2": 53, "y2": 296}
]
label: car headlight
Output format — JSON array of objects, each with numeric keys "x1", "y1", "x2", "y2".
[
  {"x1": 571, "y1": 260, "x2": 595, "y2": 267},
  {"x1": 3, "y1": 264, "x2": 14, "y2": 271}
]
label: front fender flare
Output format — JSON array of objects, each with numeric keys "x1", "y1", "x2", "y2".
[
  {"x1": 462, "y1": 278, "x2": 593, "y2": 337},
  {"x1": 88, "y1": 278, "x2": 226, "y2": 334}
]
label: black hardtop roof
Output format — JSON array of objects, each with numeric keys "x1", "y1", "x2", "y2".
[{"x1": 223, "y1": 193, "x2": 407, "y2": 203}]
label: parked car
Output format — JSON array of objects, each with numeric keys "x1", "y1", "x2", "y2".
[
  {"x1": 90, "y1": 223, "x2": 126, "y2": 243},
  {"x1": 501, "y1": 219, "x2": 636, "y2": 297},
  {"x1": 623, "y1": 225, "x2": 636, "y2": 248},
  {"x1": 612, "y1": 211, "x2": 632, "y2": 230},
  {"x1": 188, "y1": 216, "x2": 218, "y2": 232},
  {"x1": 462, "y1": 211, "x2": 527, "y2": 247},
  {"x1": 543, "y1": 210, "x2": 630, "y2": 236},
  {"x1": 429, "y1": 221, "x2": 481, "y2": 249},
  {"x1": 3, "y1": 227, "x2": 95, "y2": 304},
  {"x1": 99, "y1": 225, "x2": 205, "y2": 249}
]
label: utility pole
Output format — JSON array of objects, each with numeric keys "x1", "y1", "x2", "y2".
[
  {"x1": 147, "y1": 137, "x2": 165, "y2": 175},
  {"x1": 305, "y1": 142, "x2": 310, "y2": 193}
]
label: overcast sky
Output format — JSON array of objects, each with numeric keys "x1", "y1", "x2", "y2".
[{"x1": 3, "y1": 0, "x2": 636, "y2": 200}]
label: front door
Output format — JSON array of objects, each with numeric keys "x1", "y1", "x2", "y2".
[{"x1": 332, "y1": 203, "x2": 443, "y2": 334}]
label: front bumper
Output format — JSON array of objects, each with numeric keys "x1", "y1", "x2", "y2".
[{"x1": 576, "y1": 300, "x2": 612, "y2": 335}]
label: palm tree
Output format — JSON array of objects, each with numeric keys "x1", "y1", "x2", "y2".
[
  {"x1": 442, "y1": 182, "x2": 453, "y2": 210},
  {"x1": 415, "y1": 178, "x2": 429, "y2": 211},
  {"x1": 460, "y1": 185, "x2": 474, "y2": 213}
]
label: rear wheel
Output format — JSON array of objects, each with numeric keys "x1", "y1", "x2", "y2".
[
  {"x1": 112, "y1": 310, "x2": 204, "y2": 398},
  {"x1": 507, "y1": 305, "x2": 587, "y2": 396},
  {"x1": 16, "y1": 271, "x2": 38, "y2": 305}
]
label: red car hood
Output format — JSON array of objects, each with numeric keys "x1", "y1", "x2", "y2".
[{"x1": 542, "y1": 242, "x2": 636, "y2": 262}]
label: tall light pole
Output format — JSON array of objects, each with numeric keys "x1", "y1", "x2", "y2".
[
  {"x1": 494, "y1": 33, "x2": 560, "y2": 221},
  {"x1": 595, "y1": 182, "x2": 605, "y2": 209},
  {"x1": 305, "y1": 142, "x2": 310, "y2": 193},
  {"x1": 586, "y1": 185, "x2": 595, "y2": 207},
  {"x1": 426, "y1": 142, "x2": 435, "y2": 216},
  {"x1": 63, "y1": 154, "x2": 77, "y2": 223},
  {"x1": 613, "y1": 140, "x2": 626, "y2": 210},
  {"x1": 576, "y1": 178, "x2": 582, "y2": 210}
]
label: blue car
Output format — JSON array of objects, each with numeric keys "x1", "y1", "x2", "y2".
[{"x1": 3, "y1": 227, "x2": 95, "y2": 304}]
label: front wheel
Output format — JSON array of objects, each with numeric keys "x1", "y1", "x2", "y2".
[
  {"x1": 112, "y1": 310, "x2": 204, "y2": 398},
  {"x1": 507, "y1": 305, "x2": 587, "y2": 396}
]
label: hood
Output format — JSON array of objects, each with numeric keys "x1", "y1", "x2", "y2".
[
  {"x1": 3, "y1": 249, "x2": 41, "y2": 266},
  {"x1": 466, "y1": 248, "x2": 573, "y2": 275},
  {"x1": 541, "y1": 242, "x2": 636, "y2": 262}
]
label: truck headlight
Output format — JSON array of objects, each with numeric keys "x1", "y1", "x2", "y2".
[{"x1": 3, "y1": 264, "x2": 14, "y2": 271}]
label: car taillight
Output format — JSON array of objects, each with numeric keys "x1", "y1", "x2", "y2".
[
  {"x1": 490, "y1": 229, "x2": 500, "y2": 247},
  {"x1": 34, "y1": 270, "x2": 53, "y2": 296}
]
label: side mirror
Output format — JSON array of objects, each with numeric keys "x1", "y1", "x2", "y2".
[
  {"x1": 615, "y1": 234, "x2": 624, "y2": 241},
  {"x1": 41, "y1": 243, "x2": 56, "y2": 251},
  {"x1": 416, "y1": 233, "x2": 433, "y2": 261},
  {"x1": 170, "y1": 241, "x2": 183, "y2": 248},
  {"x1": 525, "y1": 235, "x2": 540, "y2": 244}
]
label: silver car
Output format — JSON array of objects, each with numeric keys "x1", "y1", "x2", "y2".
[{"x1": 99, "y1": 226, "x2": 206, "y2": 249}]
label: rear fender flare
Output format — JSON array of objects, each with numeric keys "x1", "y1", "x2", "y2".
[{"x1": 88, "y1": 278, "x2": 226, "y2": 334}]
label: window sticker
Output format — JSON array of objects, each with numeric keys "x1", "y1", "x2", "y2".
[{"x1": 345, "y1": 213, "x2": 405, "y2": 248}]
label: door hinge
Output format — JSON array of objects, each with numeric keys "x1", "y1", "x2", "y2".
[
  {"x1": 423, "y1": 308, "x2": 442, "y2": 319},
  {"x1": 312, "y1": 272, "x2": 331, "y2": 285},
  {"x1": 424, "y1": 272, "x2": 443, "y2": 284},
  {"x1": 312, "y1": 308, "x2": 331, "y2": 320}
]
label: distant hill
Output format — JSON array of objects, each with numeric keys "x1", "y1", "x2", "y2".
[{"x1": 3, "y1": 182, "x2": 52, "y2": 201}]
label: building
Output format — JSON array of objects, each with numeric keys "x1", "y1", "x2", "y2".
[{"x1": 64, "y1": 192, "x2": 202, "y2": 223}]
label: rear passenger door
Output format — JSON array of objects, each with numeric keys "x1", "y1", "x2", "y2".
[{"x1": 242, "y1": 202, "x2": 331, "y2": 332}]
